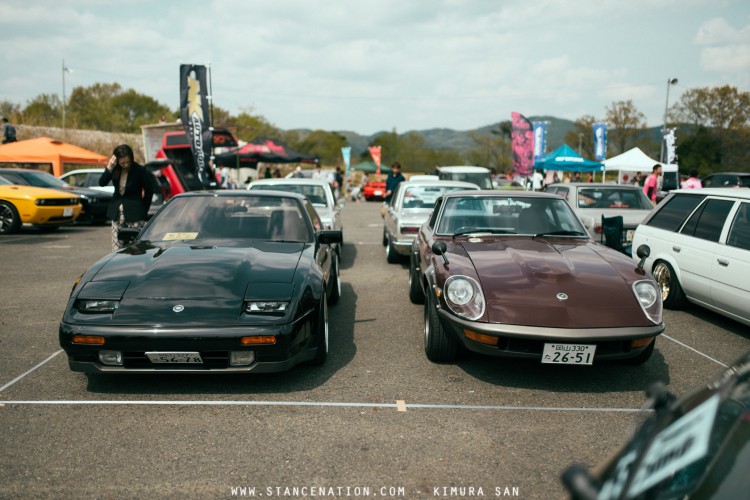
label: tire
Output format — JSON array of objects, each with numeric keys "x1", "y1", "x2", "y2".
[
  {"x1": 621, "y1": 338, "x2": 655, "y2": 365},
  {"x1": 386, "y1": 236, "x2": 400, "y2": 264},
  {"x1": 311, "y1": 291, "x2": 329, "y2": 366},
  {"x1": 0, "y1": 200, "x2": 21, "y2": 234},
  {"x1": 327, "y1": 253, "x2": 341, "y2": 306},
  {"x1": 382, "y1": 228, "x2": 388, "y2": 247},
  {"x1": 652, "y1": 261, "x2": 686, "y2": 309},
  {"x1": 36, "y1": 225, "x2": 61, "y2": 232},
  {"x1": 424, "y1": 294, "x2": 458, "y2": 362},
  {"x1": 409, "y1": 253, "x2": 425, "y2": 304}
]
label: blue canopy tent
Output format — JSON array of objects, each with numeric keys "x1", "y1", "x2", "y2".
[{"x1": 536, "y1": 144, "x2": 603, "y2": 172}]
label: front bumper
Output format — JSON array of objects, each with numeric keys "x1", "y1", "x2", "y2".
[{"x1": 437, "y1": 309, "x2": 664, "y2": 361}]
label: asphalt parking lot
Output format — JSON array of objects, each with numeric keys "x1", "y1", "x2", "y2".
[{"x1": 1, "y1": 201, "x2": 749, "y2": 499}]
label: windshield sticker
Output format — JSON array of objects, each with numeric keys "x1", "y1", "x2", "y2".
[
  {"x1": 628, "y1": 394, "x2": 720, "y2": 496},
  {"x1": 163, "y1": 232, "x2": 199, "y2": 241}
]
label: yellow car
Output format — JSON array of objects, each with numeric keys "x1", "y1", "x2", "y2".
[{"x1": 0, "y1": 175, "x2": 82, "y2": 234}]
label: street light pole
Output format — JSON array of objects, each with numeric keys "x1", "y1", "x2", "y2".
[
  {"x1": 660, "y1": 77, "x2": 678, "y2": 163},
  {"x1": 62, "y1": 60, "x2": 67, "y2": 138}
]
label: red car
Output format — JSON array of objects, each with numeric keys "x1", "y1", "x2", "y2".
[
  {"x1": 409, "y1": 190, "x2": 664, "y2": 365},
  {"x1": 362, "y1": 180, "x2": 387, "y2": 201}
]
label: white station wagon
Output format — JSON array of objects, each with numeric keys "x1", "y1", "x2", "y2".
[{"x1": 632, "y1": 188, "x2": 750, "y2": 326}]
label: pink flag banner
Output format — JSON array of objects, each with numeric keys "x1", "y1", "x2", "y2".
[
  {"x1": 511, "y1": 112, "x2": 534, "y2": 177},
  {"x1": 368, "y1": 145, "x2": 382, "y2": 176}
]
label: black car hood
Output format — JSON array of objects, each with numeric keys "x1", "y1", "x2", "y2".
[
  {"x1": 90, "y1": 241, "x2": 303, "y2": 300},
  {"x1": 58, "y1": 185, "x2": 111, "y2": 199}
]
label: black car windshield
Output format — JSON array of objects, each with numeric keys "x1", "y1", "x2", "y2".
[
  {"x1": 401, "y1": 185, "x2": 472, "y2": 209},
  {"x1": 249, "y1": 183, "x2": 329, "y2": 207},
  {"x1": 576, "y1": 187, "x2": 653, "y2": 210},
  {"x1": 12, "y1": 170, "x2": 70, "y2": 188},
  {"x1": 139, "y1": 195, "x2": 313, "y2": 243},
  {"x1": 436, "y1": 196, "x2": 586, "y2": 236}
]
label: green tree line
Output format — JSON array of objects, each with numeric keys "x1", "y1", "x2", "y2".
[{"x1": 2, "y1": 83, "x2": 748, "y2": 175}]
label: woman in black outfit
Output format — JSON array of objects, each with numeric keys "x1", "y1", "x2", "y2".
[{"x1": 99, "y1": 144, "x2": 154, "y2": 251}]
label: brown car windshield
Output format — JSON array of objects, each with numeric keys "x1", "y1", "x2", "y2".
[{"x1": 436, "y1": 196, "x2": 586, "y2": 236}]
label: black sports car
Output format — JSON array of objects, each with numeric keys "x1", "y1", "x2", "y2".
[{"x1": 59, "y1": 190, "x2": 342, "y2": 373}]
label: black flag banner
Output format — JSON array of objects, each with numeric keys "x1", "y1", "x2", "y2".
[{"x1": 179, "y1": 64, "x2": 213, "y2": 188}]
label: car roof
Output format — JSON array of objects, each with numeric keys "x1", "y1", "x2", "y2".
[
  {"x1": 176, "y1": 190, "x2": 307, "y2": 200},
  {"x1": 669, "y1": 187, "x2": 750, "y2": 199},
  {"x1": 442, "y1": 189, "x2": 558, "y2": 199},
  {"x1": 437, "y1": 166, "x2": 490, "y2": 173},
  {"x1": 400, "y1": 180, "x2": 480, "y2": 189},
  {"x1": 703, "y1": 172, "x2": 750, "y2": 176},
  {"x1": 550, "y1": 182, "x2": 641, "y2": 188},
  {"x1": 60, "y1": 168, "x2": 105, "y2": 175},
  {"x1": 249, "y1": 178, "x2": 331, "y2": 187}
]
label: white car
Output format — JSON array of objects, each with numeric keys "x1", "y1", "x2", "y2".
[
  {"x1": 247, "y1": 178, "x2": 343, "y2": 245},
  {"x1": 435, "y1": 166, "x2": 494, "y2": 190},
  {"x1": 632, "y1": 188, "x2": 750, "y2": 326},
  {"x1": 59, "y1": 168, "x2": 114, "y2": 194}
]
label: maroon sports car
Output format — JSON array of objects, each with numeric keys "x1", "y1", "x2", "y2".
[{"x1": 408, "y1": 190, "x2": 664, "y2": 365}]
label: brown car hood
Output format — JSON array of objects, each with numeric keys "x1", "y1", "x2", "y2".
[{"x1": 459, "y1": 238, "x2": 649, "y2": 328}]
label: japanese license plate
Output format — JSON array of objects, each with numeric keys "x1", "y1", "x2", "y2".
[
  {"x1": 626, "y1": 229, "x2": 635, "y2": 242},
  {"x1": 375, "y1": 190, "x2": 383, "y2": 196},
  {"x1": 542, "y1": 344, "x2": 596, "y2": 365},
  {"x1": 63, "y1": 207, "x2": 73, "y2": 216},
  {"x1": 145, "y1": 352, "x2": 203, "y2": 364}
]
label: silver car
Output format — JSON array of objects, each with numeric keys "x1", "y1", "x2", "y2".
[
  {"x1": 545, "y1": 182, "x2": 654, "y2": 244},
  {"x1": 383, "y1": 180, "x2": 479, "y2": 263},
  {"x1": 248, "y1": 178, "x2": 343, "y2": 243}
]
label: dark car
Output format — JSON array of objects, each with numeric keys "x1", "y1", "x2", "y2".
[
  {"x1": 562, "y1": 350, "x2": 750, "y2": 499},
  {"x1": 59, "y1": 190, "x2": 342, "y2": 374},
  {"x1": 0, "y1": 168, "x2": 112, "y2": 224},
  {"x1": 701, "y1": 172, "x2": 750, "y2": 189},
  {"x1": 409, "y1": 190, "x2": 664, "y2": 365}
]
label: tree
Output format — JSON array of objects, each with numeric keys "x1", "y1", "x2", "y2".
[
  {"x1": 227, "y1": 108, "x2": 281, "y2": 143},
  {"x1": 563, "y1": 115, "x2": 597, "y2": 158},
  {"x1": 467, "y1": 129, "x2": 509, "y2": 172},
  {"x1": 0, "y1": 100, "x2": 22, "y2": 123},
  {"x1": 21, "y1": 94, "x2": 62, "y2": 126},
  {"x1": 605, "y1": 100, "x2": 647, "y2": 155},
  {"x1": 111, "y1": 89, "x2": 172, "y2": 133},
  {"x1": 672, "y1": 85, "x2": 750, "y2": 131},
  {"x1": 298, "y1": 130, "x2": 347, "y2": 165}
]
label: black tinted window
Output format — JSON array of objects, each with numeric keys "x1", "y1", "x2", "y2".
[
  {"x1": 727, "y1": 203, "x2": 750, "y2": 250},
  {"x1": 647, "y1": 194, "x2": 704, "y2": 231},
  {"x1": 681, "y1": 199, "x2": 734, "y2": 242}
]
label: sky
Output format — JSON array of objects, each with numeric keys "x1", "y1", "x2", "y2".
[{"x1": 2, "y1": 0, "x2": 749, "y2": 136}]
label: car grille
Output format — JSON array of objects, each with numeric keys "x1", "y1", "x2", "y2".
[
  {"x1": 123, "y1": 351, "x2": 230, "y2": 369},
  {"x1": 39, "y1": 199, "x2": 79, "y2": 206}
]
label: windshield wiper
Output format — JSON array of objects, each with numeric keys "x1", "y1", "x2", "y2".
[
  {"x1": 453, "y1": 228, "x2": 516, "y2": 237},
  {"x1": 268, "y1": 239, "x2": 305, "y2": 243},
  {"x1": 532, "y1": 230, "x2": 588, "y2": 238}
]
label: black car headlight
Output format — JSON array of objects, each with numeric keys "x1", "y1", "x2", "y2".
[
  {"x1": 443, "y1": 275, "x2": 485, "y2": 320},
  {"x1": 244, "y1": 301, "x2": 289, "y2": 315},
  {"x1": 632, "y1": 280, "x2": 662, "y2": 324},
  {"x1": 76, "y1": 299, "x2": 120, "y2": 313}
]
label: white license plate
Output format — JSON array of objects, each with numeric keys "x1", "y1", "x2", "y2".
[
  {"x1": 374, "y1": 190, "x2": 383, "y2": 196},
  {"x1": 63, "y1": 207, "x2": 73, "y2": 216},
  {"x1": 542, "y1": 344, "x2": 596, "y2": 365},
  {"x1": 145, "y1": 352, "x2": 203, "y2": 364},
  {"x1": 626, "y1": 229, "x2": 635, "y2": 242}
]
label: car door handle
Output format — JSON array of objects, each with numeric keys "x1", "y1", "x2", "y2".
[
  {"x1": 672, "y1": 246, "x2": 681, "y2": 253},
  {"x1": 717, "y1": 259, "x2": 729, "y2": 267}
]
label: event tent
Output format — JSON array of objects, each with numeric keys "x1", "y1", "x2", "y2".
[
  {"x1": 214, "y1": 137, "x2": 319, "y2": 167},
  {"x1": 601, "y1": 147, "x2": 678, "y2": 184},
  {"x1": 537, "y1": 144, "x2": 603, "y2": 172},
  {"x1": 0, "y1": 137, "x2": 109, "y2": 177},
  {"x1": 351, "y1": 161, "x2": 392, "y2": 174}
]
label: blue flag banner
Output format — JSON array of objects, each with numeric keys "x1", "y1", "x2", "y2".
[
  {"x1": 341, "y1": 146, "x2": 351, "y2": 180},
  {"x1": 532, "y1": 122, "x2": 548, "y2": 163},
  {"x1": 593, "y1": 123, "x2": 607, "y2": 161}
]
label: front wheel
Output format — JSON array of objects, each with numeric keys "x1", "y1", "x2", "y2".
[
  {"x1": 327, "y1": 253, "x2": 341, "y2": 306},
  {"x1": 652, "y1": 261, "x2": 686, "y2": 309},
  {"x1": 0, "y1": 200, "x2": 21, "y2": 234},
  {"x1": 386, "y1": 236, "x2": 400, "y2": 264},
  {"x1": 311, "y1": 291, "x2": 329, "y2": 366},
  {"x1": 424, "y1": 294, "x2": 458, "y2": 363}
]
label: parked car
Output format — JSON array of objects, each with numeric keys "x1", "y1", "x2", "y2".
[
  {"x1": 59, "y1": 190, "x2": 342, "y2": 374},
  {"x1": 0, "y1": 168, "x2": 111, "y2": 224},
  {"x1": 701, "y1": 172, "x2": 750, "y2": 189},
  {"x1": 60, "y1": 166, "x2": 167, "y2": 219},
  {"x1": 562, "y1": 349, "x2": 750, "y2": 500},
  {"x1": 631, "y1": 188, "x2": 750, "y2": 326},
  {"x1": 383, "y1": 179, "x2": 479, "y2": 263},
  {"x1": 247, "y1": 178, "x2": 343, "y2": 247},
  {"x1": 434, "y1": 166, "x2": 494, "y2": 189},
  {"x1": 362, "y1": 180, "x2": 387, "y2": 201},
  {"x1": 0, "y1": 175, "x2": 82, "y2": 234},
  {"x1": 545, "y1": 183, "x2": 654, "y2": 244},
  {"x1": 409, "y1": 190, "x2": 664, "y2": 365}
]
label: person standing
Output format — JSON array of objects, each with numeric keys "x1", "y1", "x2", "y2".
[
  {"x1": 531, "y1": 169, "x2": 544, "y2": 191},
  {"x1": 2, "y1": 117, "x2": 17, "y2": 144},
  {"x1": 682, "y1": 170, "x2": 703, "y2": 189},
  {"x1": 99, "y1": 144, "x2": 154, "y2": 251},
  {"x1": 643, "y1": 164, "x2": 662, "y2": 203},
  {"x1": 311, "y1": 165, "x2": 328, "y2": 182},
  {"x1": 632, "y1": 172, "x2": 643, "y2": 186},
  {"x1": 384, "y1": 161, "x2": 405, "y2": 203}
]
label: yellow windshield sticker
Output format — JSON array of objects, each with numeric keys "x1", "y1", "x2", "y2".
[{"x1": 163, "y1": 232, "x2": 199, "y2": 241}]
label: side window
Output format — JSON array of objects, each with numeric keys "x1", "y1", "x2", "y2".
[
  {"x1": 304, "y1": 202, "x2": 321, "y2": 233},
  {"x1": 647, "y1": 194, "x2": 704, "y2": 232},
  {"x1": 428, "y1": 198, "x2": 443, "y2": 229},
  {"x1": 390, "y1": 184, "x2": 401, "y2": 208},
  {"x1": 727, "y1": 203, "x2": 750, "y2": 251},
  {"x1": 680, "y1": 199, "x2": 734, "y2": 243}
]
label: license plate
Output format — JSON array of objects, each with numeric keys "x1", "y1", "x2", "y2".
[
  {"x1": 542, "y1": 344, "x2": 596, "y2": 365},
  {"x1": 375, "y1": 190, "x2": 383, "y2": 196},
  {"x1": 626, "y1": 229, "x2": 635, "y2": 242},
  {"x1": 63, "y1": 207, "x2": 73, "y2": 216},
  {"x1": 145, "y1": 352, "x2": 203, "y2": 364}
]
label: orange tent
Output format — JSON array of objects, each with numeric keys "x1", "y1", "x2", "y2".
[{"x1": 0, "y1": 137, "x2": 108, "y2": 177}]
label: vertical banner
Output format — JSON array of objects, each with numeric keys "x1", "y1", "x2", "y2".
[
  {"x1": 341, "y1": 146, "x2": 351, "y2": 181},
  {"x1": 593, "y1": 123, "x2": 608, "y2": 161},
  {"x1": 511, "y1": 112, "x2": 534, "y2": 177},
  {"x1": 179, "y1": 64, "x2": 213, "y2": 188},
  {"x1": 532, "y1": 121, "x2": 548, "y2": 164},
  {"x1": 368, "y1": 145, "x2": 382, "y2": 176},
  {"x1": 663, "y1": 129, "x2": 677, "y2": 164}
]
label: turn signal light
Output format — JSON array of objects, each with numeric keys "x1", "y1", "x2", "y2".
[
  {"x1": 240, "y1": 336, "x2": 277, "y2": 345},
  {"x1": 464, "y1": 330, "x2": 499, "y2": 346},
  {"x1": 71, "y1": 334, "x2": 105, "y2": 345},
  {"x1": 630, "y1": 337, "x2": 654, "y2": 348}
]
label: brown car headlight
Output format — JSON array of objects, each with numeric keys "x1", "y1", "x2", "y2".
[
  {"x1": 632, "y1": 280, "x2": 662, "y2": 324},
  {"x1": 444, "y1": 276, "x2": 485, "y2": 320}
]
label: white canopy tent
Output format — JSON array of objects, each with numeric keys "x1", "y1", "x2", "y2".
[{"x1": 601, "y1": 147, "x2": 677, "y2": 184}]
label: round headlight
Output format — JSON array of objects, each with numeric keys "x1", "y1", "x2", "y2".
[
  {"x1": 446, "y1": 278, "x2": 475, "y2": 305},
  {"x1": 443, "y1": 275, "x2": 485, "y2": 320},
  {"x1": 634, "y1": 281, "x2": 657, "y2": 308}
]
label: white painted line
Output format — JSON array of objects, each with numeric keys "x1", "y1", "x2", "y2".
[
  {"x1": 662, "y1": 335, "x2": 728, "y2": 368},
  {"x1": 0, "y1": 400, "x2": 651, "y2": 413},
  {"x1": 0, "y1": 350, "x2": 63, "y2": 394}
]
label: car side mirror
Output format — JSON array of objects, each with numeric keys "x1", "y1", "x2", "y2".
[
  {"x1": 317, "y1": 230, "x2": 342, "y2": 246},
  {"x1": 431, "y1": 241, "x2": 449, "y2": 266},
  {"x1": 636, "y1": 244, "x2": 650, "y2": 269},
  {"x1": 117, "y1": 227, "x2": 140, "y2": 245}
]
